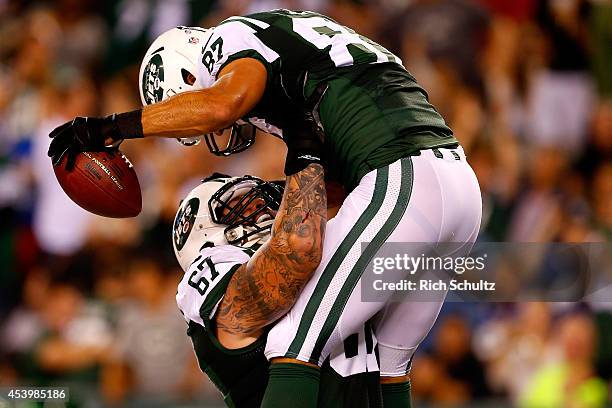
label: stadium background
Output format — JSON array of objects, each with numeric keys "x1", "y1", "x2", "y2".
[{"x1": 0, "y1": 0, "x2": 610, "y2": 406}]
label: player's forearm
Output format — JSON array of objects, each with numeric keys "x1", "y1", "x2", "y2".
[
  {"x1": 216, "y1": 163, "x2": 327, "y2": 335},
  {"x1": 49, "y1": 59, "x2": 267, "y2": 151},
  {"x1": 141, "y1": 89, "x2": 240, "y2": 138},
  {"x1": 268, "y1": 163, "x2": 327, "y2": 270},
  {"x1": 141, "y1": 60, "x2": 266, "y2": 139}
]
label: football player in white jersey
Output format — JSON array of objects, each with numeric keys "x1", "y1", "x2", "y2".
[
  {"x1": 174, "y1": 172, "x2": 382, "y2": 407},
  {"x1": 47, "y1": 10, "x2": 482, "y2": 407}
]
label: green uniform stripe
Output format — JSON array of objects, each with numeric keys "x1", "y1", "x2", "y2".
[
  {"x1": 199, "y1": 264, "x2": 242, "y2": 323},
  {"x1": 347, "y1": 43, "x2": 378, "y2": 64},
  {"x1": 287, "y1": 166, "x2": 390, "y2": 356},
  {"x1": 216, "y1": 49, "x2": 276, "y2": 83},
  {"x1": 310, "y1": 157, "x2": 414, "y2": 362}
]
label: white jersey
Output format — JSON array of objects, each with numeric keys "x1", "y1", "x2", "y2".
[
  {"x1": 176, "y1": 244, "x2": 251, "y2": 327},
  {"x1": 176, "y1": 242, "x2": 380, "y2": 393}
]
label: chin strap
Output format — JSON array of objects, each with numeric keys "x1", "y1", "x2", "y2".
[{"x1": 176, "y1": 136, "x2": 203, "y2": 146}]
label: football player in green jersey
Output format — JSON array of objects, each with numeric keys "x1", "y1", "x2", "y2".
[{"x1": 48, "y1": 9, "x2": 482, "y2": 408}]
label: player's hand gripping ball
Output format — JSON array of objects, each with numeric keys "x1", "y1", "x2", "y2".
[{"x1": 48, "y1": 116, "x2": 111, "y2": 170}]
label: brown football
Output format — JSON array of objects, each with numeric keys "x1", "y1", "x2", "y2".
[{"x1": 53, "y1": 149, "x2": 142, "y2": 218}]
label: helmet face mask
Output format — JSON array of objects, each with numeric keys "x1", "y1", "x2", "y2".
[
  {"x1": 210, "y1": 176, "x2": 283, "y2": 245},
  {"x1": 204, "y1": 124, "x2": 257, "y2": 156},
  {"x1": 172, "y1": 175, "x2": 283, "y2": 271}
]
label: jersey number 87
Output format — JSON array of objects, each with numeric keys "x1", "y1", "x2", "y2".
[{"x1": 202, "y1": 37, "x2": 224, "y2": 74}]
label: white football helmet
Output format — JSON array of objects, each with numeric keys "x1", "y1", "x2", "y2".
[
  {"x1": 139, "y1": 26, "x2": 258, "y2": 152},
  {"x1": 172, "y1": 174, "x2": 284, "y2": 271},
  {"x1": 139, "y1": 26, "x2": 210, "y2": 105},
  {"x1": 139, "y1": 26, "x2": 211, "y2": 146}
]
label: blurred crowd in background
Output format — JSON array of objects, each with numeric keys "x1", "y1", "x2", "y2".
[{"x1": 0, "y1": 0, "x2": 610, "y2": 406}]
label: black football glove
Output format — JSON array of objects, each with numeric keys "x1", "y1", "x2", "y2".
[
  {"x1": 48, "y1": 110, "x2": 143, "y2": 171},
  {"x1": 283, "y1": 83, "x2": 328, "y2": 176}
]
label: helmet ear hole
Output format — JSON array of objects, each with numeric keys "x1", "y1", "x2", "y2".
[{"x1": 181, "y1": 68, "x2": 196, "y2": 85}]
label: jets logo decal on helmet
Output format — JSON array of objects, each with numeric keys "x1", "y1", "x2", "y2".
[
  {"x1": 173, "y1": 196, "x2": 199, "y2": 251},
  {"x1": 141, "y1": 52, "x2": 165, "y2": 105}
]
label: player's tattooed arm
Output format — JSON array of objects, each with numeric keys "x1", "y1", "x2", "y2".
[{"x1": 215, "y1": 163, "x2": 326, "y2": 339}]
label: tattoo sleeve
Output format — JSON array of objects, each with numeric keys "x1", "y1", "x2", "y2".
[{"x1": 215, "y1": 163, "x2": 327, "y2": 337}]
